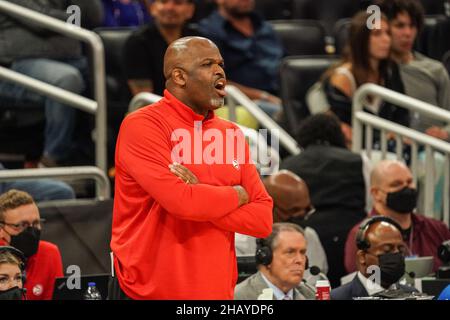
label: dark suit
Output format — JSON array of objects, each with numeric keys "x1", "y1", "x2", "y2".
[
  {"x1": 331, "y1": 274, "x2": 417, "y2": 300},
  {"x1": 234, "y1": 272, "x2": 316, "y2": 300}
]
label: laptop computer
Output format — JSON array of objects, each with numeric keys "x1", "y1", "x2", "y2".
[
  {"x1": 404, "y1": 256, "x2": 434, "y2": 284},
  {"x1": 52, "y1": 274, "x2": 110, "y2": 300}
]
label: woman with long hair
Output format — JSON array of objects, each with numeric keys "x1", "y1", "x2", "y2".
[{"x1": 309, "y1": 11, "x2": 409, "y2": 145}]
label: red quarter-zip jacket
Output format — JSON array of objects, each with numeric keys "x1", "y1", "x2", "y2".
[{"x1": 111, "y1": 90, "x2": 273, "y2": 299}]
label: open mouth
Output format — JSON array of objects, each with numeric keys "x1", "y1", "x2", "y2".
[{"x1": 214, "y1": 79, "x2": 227, "y2": 97}]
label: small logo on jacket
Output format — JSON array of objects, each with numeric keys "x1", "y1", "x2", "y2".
[
  {"x1": 232, "y1": 159, "x2": 240, "y2": 170},
  {"x1": 33, "y1": 284, "x2": 43, "y2": 296}
]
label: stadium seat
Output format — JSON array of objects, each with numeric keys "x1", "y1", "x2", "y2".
[
  {"x1": 415, "y1": 15, "x2": 448, "y2": 60},
  {"x1": 292, "y1": 0, "x2": 360, "y2": 35},
  {"x1": 280, "y1": 55, "x2": 339, "y2": 134},
  {"x1": 0, "y1": 99, "x2": 44, "y2": 164},
  {"x1": 270, "y1": 20, "x2": 327, "y2": 56},
  {"x1": 94, "y1": 27, "x2": 134, "y2": 109},
  {"x1": 419, "y1": 0, "x2": 447, "y2": 15},
  {"x1": 94, "y1": 27, "x2": 135, "y2": 164},
  {"x1": 255, "y1": 0, "x2": 295, "y2": 20},
  {"x1": 333, "y1": 18, "x2": 351, "y2": 55}
]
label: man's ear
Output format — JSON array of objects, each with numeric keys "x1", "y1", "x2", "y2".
[
  {"x1": 172, "y1": 68, "x2": 187, "y2": 87},
  {"x1": 0, "y1": 227, "x2": 10, "y2": 245},
  {"x1": 371, "y1": 186, "x2": 381, "y2": 203},
  {"x1": 357, "y1": 250, "x2": 366, "y2": 270}
]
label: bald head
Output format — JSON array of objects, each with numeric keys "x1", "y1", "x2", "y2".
[
  {"x1": 263, "y1": 170, "x2": 312, "y2": 221},
  {"x1": 365, "y1": 221, "x2": 403, "y2": 246},
  {"x1": 162, "y1": 36, "x2": 226, "y2": 116},
  {"x1": 370, "y1": 159, "x2": 416, "y2": 217},
  {"x1": 370, "y1": 160, "x2": 410, "y2": 187},
  {"x1": 357, "y1": 220, "x2": 406, "y2": 285},
  {"x1": 163, "y1": 36, "x2": 218, "y2": 80}
]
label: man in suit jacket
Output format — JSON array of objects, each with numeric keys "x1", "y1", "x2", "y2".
[
  {"x1": 332, "y1": 216, "x2": 417, "y2": 300},
  {"x1": 235, "y1": 223, "x2": 316, "y2": 300}
]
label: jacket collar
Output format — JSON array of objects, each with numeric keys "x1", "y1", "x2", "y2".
[
  {"x1": 163, "y1": 89, "x2": 215, "y2": 126},
  {"x1": 255, "y1": 272, "x2": 304, "y2": 300}
]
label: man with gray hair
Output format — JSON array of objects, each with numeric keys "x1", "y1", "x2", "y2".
[{"x1": 235, "y1": 222, "x2": 315, "y2": 300}]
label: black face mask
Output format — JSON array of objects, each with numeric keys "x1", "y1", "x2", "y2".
[
  {"x1": 385, "y1": 187, "x2": 418, "y2": 214},
  {"x1": 9, "y1": 227, "x2": 40, "y2": 258},
  {"x1": 378, "y1": 252, "x2": 405, "y2": 287},
  {"x1": 0, "y1": 286, "x2": 23, "y2": 300}
]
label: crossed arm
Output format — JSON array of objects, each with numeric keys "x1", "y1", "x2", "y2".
[{"x1": 117, "y1": 114, "x2": 273, "y2": 237}]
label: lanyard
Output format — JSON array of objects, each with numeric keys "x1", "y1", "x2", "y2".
[{"x1": 407, "y1": 224, "x2": 415, "y2": 256}]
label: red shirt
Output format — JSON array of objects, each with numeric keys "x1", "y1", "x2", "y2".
[
  {"x1": 111, "y1": 90, "x2": 273, "y2": 299},
  {"x1": 344, "y1": 210, "x2": 450, "y2": 273},
  {"x1": 25, "y1": 241, "x2": 63, "y2": 300}
]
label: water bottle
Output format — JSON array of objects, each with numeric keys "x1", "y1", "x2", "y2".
[
  {"x1": 83, "y1": 282, "x2": 102, "y2": 300},
  {"x1": 315, "y1": 280, "x2": 331, "y2": 300}
]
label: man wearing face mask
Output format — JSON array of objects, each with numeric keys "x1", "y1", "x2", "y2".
[
  {"x1": 344, "y1": 160, "x2": 450, "y2": 274},
  {"x1": 0, "y1": 190, "x2": 63, "y2": 300},
  {"x1": 332, "y1": 216, "x2": 417, "y2": 300}
]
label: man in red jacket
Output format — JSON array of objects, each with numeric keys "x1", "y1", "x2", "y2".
[
  {"x1": 0, "y1": 189, "x2": 63, "y2": 300},
  {"x1": 344, "y1": 160, "x2": 450, "y2": 274},
  {"x1": 110, "y1": 36, "x2": 273, "y2": 300}
]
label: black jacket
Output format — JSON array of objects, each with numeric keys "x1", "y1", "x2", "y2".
[{"x1": 331, "y1": 274, "x2": 417, "y2": 300}]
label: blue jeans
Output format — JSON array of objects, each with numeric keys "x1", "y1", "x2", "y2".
[
  {"x1": 0, "y1": 58, "x2": 87, "y2": 162},
  {"x1": 0, "y1": 179, "x2": 75, "y2": 201}
]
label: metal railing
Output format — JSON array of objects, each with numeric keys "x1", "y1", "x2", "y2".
[
  {"x1": 0, "y1": 167, "x2": 111, "y2": 200},
  {"x1": 128, "y1": 92, "x2": 162, "y2": 113},
  {"x1": 352, "y1": 84, "x2": 450, "y2": 225},
  {"x1": 0, "y1": 0, "x2": 107, "y2": 174},
  {"x1": 225, "y1": 85, "x2": 300, "y2": 155}
]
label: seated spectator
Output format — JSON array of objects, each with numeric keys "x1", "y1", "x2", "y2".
[
  {"x1": 235, "y1": 223, "x2": 315, "y2": 300},
  {"x1": 307, "y1": 11, "x2": 408, "y2": 141},
  {"x1": 0, "y1": 190, "x2": 63, "y2": 300},
  {"x1": 376, "y1": 0, "x2": 450, "y2": 140},
  {"x1": 344, "y1": 160, "x2": 450, "y2": 274},
  {"x1": 102, "y1": 0, "x2": 151, "y2": 27},
  {"x1": 0, "y1": 246, "x2": 26, "y2": 300},
  {"x1": 0, "y1": 0, "x2": 103, "y2": 167},
  {"x1": 198, "y1": 0, "x2": 284, "y2": 117},
  {"x1": 124, "y1": 0, "x2": 198, "y2": 96},
  {"x1": 263, "y1": 170, "x2": 328, "y2": 283},
  {"x1": 0, "y1": 163, "x2": 75, "y2": 202},
  {"x1": 332, "y1": 216, "x2": 417, "y2": 300},
  {"x1": 280, "y1": 114, "x2": 367, "y2": 287},
  {"x1": 234, "y1": 170, "x2": 328, "y2": 286}
]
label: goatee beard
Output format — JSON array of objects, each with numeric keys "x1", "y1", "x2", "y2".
[{"x1": 211, "y1": 98, "x2": 225, "y2": 108}]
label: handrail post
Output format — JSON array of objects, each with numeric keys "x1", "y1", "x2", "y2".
[
  {"x1": 87, "y1": 33, "x2": 107, "y2": 174},
  {"x1": 352, "y1": 84, "x2": 450, "y2": 224},
  {"x1": 0, "y1": 166, "x2": 111, "y2": 200},
  {"x1": 0, "y1": 0, "x2": 107, "y2": 175}
]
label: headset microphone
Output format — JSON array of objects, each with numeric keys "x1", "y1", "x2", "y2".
[{"x1": 309, "y1": 266, "x2": 321, "y2": 276}]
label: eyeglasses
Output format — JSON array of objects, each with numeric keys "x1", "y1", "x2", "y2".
[{"x1": 0, "y1": 219, "x2": 45, "y2": 233}]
